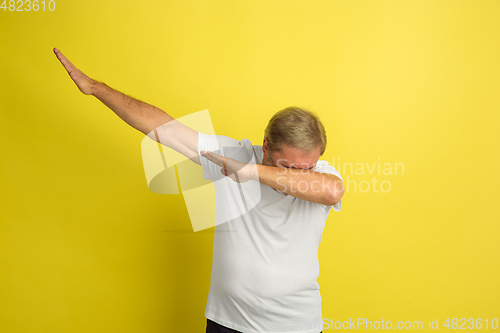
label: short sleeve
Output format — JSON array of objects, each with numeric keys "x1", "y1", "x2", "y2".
[
  {"x1": 314, "y1": 160, "x2": 344, "y2": 213},
  {"x1": 197, "y1": 132, "x2": 254, "y2": 181},
  {"x1": 197, "y1": 133, "x2": 262, "y2": 227}
]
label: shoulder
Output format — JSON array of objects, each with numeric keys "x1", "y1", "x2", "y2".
[
  {"x1": 314, "y1": 159, "x2": 343, "y2": 181},
  {"x1": 198, "y1": 133, "x2": 258, "y2": 163},
  {"x1": 198, "y1": 133, "x2": 252, "y2": 148}
]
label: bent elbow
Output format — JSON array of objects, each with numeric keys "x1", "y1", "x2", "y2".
[{"x1": 327, "y1": 180, "x2": 345, "y2": 206}]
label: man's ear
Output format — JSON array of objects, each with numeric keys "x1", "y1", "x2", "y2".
[
  {"x1": 262, "y1": 138, "x2": 268, "y2": 149},
  {"x1": 262, "y1": 139, "x2": 269, "y2": 161}
]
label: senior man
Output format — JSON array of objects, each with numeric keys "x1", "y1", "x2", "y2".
[{"x1": 54, "y1": 48, "x2": 344, "y2": 333}]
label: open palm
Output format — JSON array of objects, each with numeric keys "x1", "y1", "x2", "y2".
[
  {"x1": 53, "y1": 48, "x2": 95, "y2": 95},
  {"x1": 200, "y1": 150, "x2": 258, "y2": 183}
]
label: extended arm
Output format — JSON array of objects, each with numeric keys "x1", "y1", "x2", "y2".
[
  {"x1": 199, "y1": 150, "x2": 345, "y2": 206},
  {"x1": 53, "y1": 48, "x2": 200, "y2": 165}
]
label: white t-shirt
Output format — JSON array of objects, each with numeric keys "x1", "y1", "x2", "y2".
[{"x1": 198, "y1": 133, "x2": 343, "y2": 333}]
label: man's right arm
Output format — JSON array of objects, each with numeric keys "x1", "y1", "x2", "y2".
[{"x1": 53, "y1": 48, "x2": 201, "y2": 165}]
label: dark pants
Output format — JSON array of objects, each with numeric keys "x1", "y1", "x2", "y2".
[
  {"x1": 206, "y1": 319, "x2": 322, "y2": 333},
  {"x1": 206, "y1": 319, "x2": 242, "y2": 333}
]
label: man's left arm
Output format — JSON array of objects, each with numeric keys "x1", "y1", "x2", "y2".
[
  {"x1": 199, "y1": 150, "x2": 345, "y2": 205},
  {"x1": 255, "y1": 164, "x2": 345, "y2": 206}
]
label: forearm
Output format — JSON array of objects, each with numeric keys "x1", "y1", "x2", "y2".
[
  {"x1": 255, "y1": 164, "x2": 344, "y2": 205},
  {"x1": 91, "y1": 81, "x2": 173, "y2": 135}
]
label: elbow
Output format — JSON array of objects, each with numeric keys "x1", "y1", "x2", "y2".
[{"x1": 326, "y1": 180, "x2": 345, "y2": 206}]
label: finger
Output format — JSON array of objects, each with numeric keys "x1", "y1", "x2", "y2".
[
  {"x1": 54, "y1": 48, "x2": 71, "y2": 68},
  {"x1": 53, "y1": 48, "x2": 77, "y2": 74},
  {"x1": 200, "y1": 150, "x2": 223, "y2": 167}
]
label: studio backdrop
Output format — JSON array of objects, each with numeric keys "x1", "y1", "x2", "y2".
[{"x1": 1, "y1": 0, "x2": 499, "y2": 332}]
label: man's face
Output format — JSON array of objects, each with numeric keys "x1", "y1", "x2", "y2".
[{"x1": 262, "y1": 139, "x2": 321, "y2": 171}]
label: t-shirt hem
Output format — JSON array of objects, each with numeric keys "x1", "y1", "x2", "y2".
[{"x1": 205, "y1": 311, "x2": 323, "y2": 333}]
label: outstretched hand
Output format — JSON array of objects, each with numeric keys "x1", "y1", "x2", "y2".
[
  {"x1": 53, "y1": 48, "x2": 96, "y2": 95},
  {"x1": 200, "y1": 150, "x2": 258, "y2": 183}
]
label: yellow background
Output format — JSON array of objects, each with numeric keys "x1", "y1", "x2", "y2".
[{"x1": 1, "y1": 0, "x2": 499, "y2": 331}]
